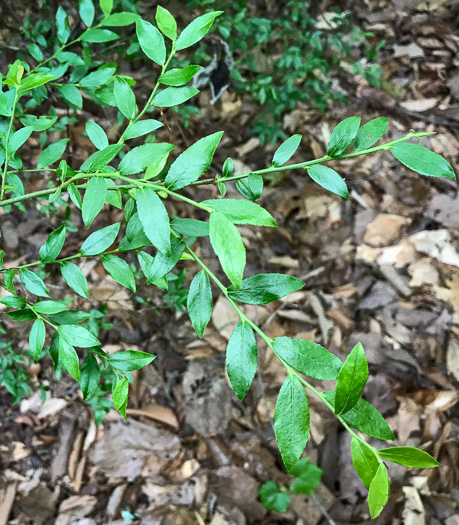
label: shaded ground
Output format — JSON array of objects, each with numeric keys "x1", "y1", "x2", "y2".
[{"x1": 0, "y1": 1, "x2": 459, "y2": 524}]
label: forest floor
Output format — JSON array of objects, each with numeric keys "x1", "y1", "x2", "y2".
[{"x1": 0, "y1": 1, "x2": 459, "y2": 524}]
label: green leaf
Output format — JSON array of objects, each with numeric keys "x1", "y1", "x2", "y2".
[
  {"x1": 3, "y1": 270, "x2": 16, "y2": 294},
  {"x1": 226, "y1": 321, "x2": 257, "y2": 401},
  {"x1": 58, "y1": 337, "x2": 80, "y2": 380},
  {"x1": 118, "y1": 143, "x2": 174, "y2": 175},
  {"x1": 29, "y1": 43, "x2": 43, "y2": 61},
  {"x1": 124, "y1": 119, "x2": 163, "y2": 139},
  {"x1": 61, "y1": 261, "x2": 89, "y2": 298},
  {"x1": 80, "y1": 67, "x2": 116, "y2": 87},
  {"x1": 323, "y1": 391, "x2": 395, "y2": 440},
  {"x1": 354, "y1": 117, "x2": 388, "y2": 151},
  {"x1": 307, "y1": 165, "x2": 349, "y2": 199},
  {"x1": 274, "y1": 374, "x2": 310, "y2": 472},
  {"x1": 272, "y1": 134, "x2": 302, "y2": 167},
  {"x1": 68, "y1": 184, "x2": 82, "y2": 209},
  {"x1": 136, "y1": 187, "x2": 170, "y2": 254},
  {"x1": 39, "y1": 225, "x2": 66, "y2": 263},
  {"x1": 0, "y1": 296, "x2": 25, "y2": 309},
  {"x1": 113, "y1": 376, "x2": 129, "y2": 411},
  {"x1": 5, "y1": 309, "x2": 37, "y2": 322},
  {"x1": 152, "y1": 86, "x2": 199, "y2": 107},
  {"x1": 82, "y1": 177, "x2": 107, "y2": 227},
  {"x1": 101, "y1": 255, "x2": 136, "y2": 292},
  {"x1": 109, "y1": 350, "x2": 155, "y2": 371},
  {"x1": 19, "y1": 269, "x2": 50, "y2": 298},
  {"x1": 81, "y1": 29, "x2": 119, "y2": 42},
  {"x1": 80, "y1": 222, "x2": 120, "y2": 256},
  {"x1": 390, "y1": 142, "x2": 456, "y2": 180},
  {"x1": 81, "y1": 144, "x2": 123, "y2": 173},
  {"x1": 273, "y1": 337, "x2": 342, "y2": 380},
  {"x1": 99, "y1": 0, "x2": 113, "y2": 16},
  {"x1": 156, "y1": 6, "x2": 177, "y2": 40},
  {"x1": 37, "y1": 139, "x2": 69, "y2": 168},
  {"x1": 289, "y1": 457, "x2": 323, "y2": 495},
  {"x1": 58, "y1": 325, "x2": 100, "y2": 348},
  {"x1": 142, "y1": 238, "x2": 185, "y2": 283},
  {"x1": 228, "y1": 273, "x2": 303, "y2": 305},
  {"x1": 202, "y1": 199, "x2": 276, "y2": 227},
  {"x1": 259, "y1": 482, "x2": 291, "y2": 513},
  {"x1": 368, "y1": 464, "x2": 389, "y2": 519},
  {"x1": 165, "y1": 132, "x2": 223, "y2": 190},
  {"x1": 114, "y1": 77, "x2": 136, "y2": 120},
  {"x1": 159, "y1": 66, "x2": 203, "y2": 86},
  {"x1": 136, "y1": 19, "x2": 166, "y2": 65},
  {"x1": 59, "y1": 84, "x2": 83, "y2": 109},
  {"x1": 176, "y1": 11, "x2": 223, "y2": 51},
  {"x1": 351, "y1": 438, "x2": 380, "y2": 488},
  {"x1": 49, "y1": 311, "x2": 91, "y2": 325},
  {"x1": 56, "y1": 6, "x2": 70, "y2": 44},
  {"x1": 236, "y1": 172, "x2": 263, "y2": 201},
  {"x1": 20, "y1": 115, "x2": 58, "y2": 131},
  {"x1": 0, "y1": 92, "x2": 11, "y2": 117},
  {"x1": 101, "y1": 12, "x2": 139, "y2": 26},
  {"x1": 209, "y1": 211, "x2": 245, "y2": 288},
  {"x1": 187, "y1": 270, "x2": 212, "y2": 337},
  {"x1": 86, "y1": 121, "x2": 108, "y2": 150},
  {"x1": 9, "y1": 126, "x2": 33, "y2": 154},
  {"x1": 29, "y1": 319, "x2": 46, "y2": 360},
  {"x1": 33, "y1": 301, "x2": 67, "y2": 315},
  {"x1": 171, "y1": 218, "x2": 209, "y2": 237},
  {"x1": 79, "y1": 0, "x2": 95, "y2": 27},
  {"x1": 335, "y1": 342, "x2": 368, "y2": 414},
  {"x1": 80, "y1": 353, "x2": 101, "y2": 399},
  {"x1": 378, "y1": 447, "x2": 439, "y2": 468},
  {"x1": 327, "y1": 116, "x2": 361, "y2": 156}
]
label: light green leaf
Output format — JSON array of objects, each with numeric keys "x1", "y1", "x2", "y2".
[
  {"x1": 209, "y1": 211, "x2": 245, "y2": 288},
  {"x1": 82, "y1": 177, "x2": 107, "y2": 227},
  {"x1": 273, "y1": 337, "x2": 342, "y2": 380},
  {"x1": 289, "y1": 457, "x2": 323, "y2": 495},
  {"x1": 86, "y1": 121, "x2": 108, "y2": 150},
  {"x1": 58, "y1": 336, "x2": 80, "y2": 380},
  {"x1": 19, "y1": 269, "x2": 50, "y2": 298},
  {"x1": 80, "y1": 143, "x2": 123, "y2": 173},
  {"x1": 39, "y1": 225, "x2": 66, "y2": 263},
  {"x1": 226, "y1": 321, "x2": 257, "y2": 401},
  {"x1": 20, "y1": 115, "x2": 58, "y2": 131},
  {"x1": 58, "y1": 325, "x2": 101, "y2": 348},
  {"x1": 228, "y1": 273, "x2": 303, "y2": 305},
  {"x1": 327, "y1": 116, "x2": 361, "y2": 156},
  {"x1": 37, "y1": 139, "x2": 69, "y2": 168},
  {"x1": 99, "y1": 0, "x2": 113, "y2": 16},
  {"x1": 113, "y1": 376, "x2": 129, "y2": 411},
  {"x1": 0, "y1": 296, "x2": 25, "y2": 309},
  {"x1": 28, "y1": 43, "x2": 43, "y2": 61},
  {"x1": 171, "y1": 218, "x2": 209, "y2": 237},
  {"x1": 101, "y1": 254, "x2": 136, "y2": 292},
  {"x1": 159, "y1": 66, "x2": 203, "y2": 86},
  {"x1": 390, "y1": 142, "x2": 456, "y2": 180},
  {"x1": 307, "y1": 165, "x2": 349, "y2": 199},
  {"x1": 354, "y1": 117, "x2": 388, "y2": 151},
  {"x1": 80, "y1": 67, "x2": 116, "y2": 87},
  {"x1": 187, "y1": 270, "x2": 212, "y2": 337},
  {"x1": 201, "y1": 199, "x2": 276, "y2": 227},
  {"x1": 114, "y1": 77, "x2": 136, "y2": 120},
  {"x1": 236, "y1": 172, "x2": 263, "y2": 201},
  {"x1": 176, "y1": 11, "x2": 223, "y2": 51},
  {"x1": 274, "y1": 374, "x2": 310, "y2": 472},
  {"x1": 81, "y1": 29, "x2": 119, "y2": 42},
  {"x1": 101, "y1": 12, "x2": 139, "y2": 26},
  {"x1": 368, "y1": 464, "x2": 389, "y2": 519},
  {"x1": 259, "y1": 482, "x2": 291, "y2": 513},
  {"x1": 9, "y1": 126, "x2": 33, "y2": 154},
  {"x1": 80, "y1": 353, "x2": 101, "y2": 399},
  {"x1": 272, "y1": 134, "x2": 302, "y2": 167},
  {"x1": 59, "y1": 84, "x2": 83, "y2": 109},
  {"x1": 68, "y1": 183, "x2": 82, "y2": 209},
  {"x1": 29, "y1": 319, "x2": 46, "y2": 360},
  {"x1": 80, "y1": 222, "x2": 120, "y2": 256},
  {"x1": 136, "y1": 187, "x2": 170, "y2": 254},
  {"x1": 33, "y1": 301, "x2": 67, "y2": 315},
  {"x1": 109, "y1": 350, "x2": 156, "y2": 371},
  {"x1": 56, "y1": 6, "x2": 70, "y2": 44},
  {"x1": 142, "y1": 238, "x2": 185, "y2": 283},
  {"x1": 351, "y1": 438, "x2": 380, "y2": 488},
  {"x1": 152, "y1": 86, "x2": 199, "y2": 107},
  {"x1": 79, "y1": 0, "x2": 95, "y2": 27},
  {"x1": 118, "y1": 143, "x2": 174, "y2": 175},
  {"x1": 378, "y1": 447, "x2": 439, "y2": 468},
  {"x1": 335, "y1": 342, "x2": 368, "y2": 414},
  {"x1": 136, "y1": 19, "x2": 166, "y2": 65},
  {"x1": 124, "y1": 119, "x2": 163, "y2": 139},
  {"x1": 156, "y1": 6, "x2": 177, "y2": 40},
  {"x1": 49, "y1": 311, "x2": 91, "y2": 325},
  {"x1": 165, "y1": 132, "x2": 223, "y2": 190}
]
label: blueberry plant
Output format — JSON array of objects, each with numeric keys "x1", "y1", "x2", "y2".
[{"x1": 0, "y1": 1, "x2": 455, "y2": 519}]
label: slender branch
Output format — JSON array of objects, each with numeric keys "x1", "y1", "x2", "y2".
[{"x1": 0, "y1": 89, "x2": 20, "y2": 200}]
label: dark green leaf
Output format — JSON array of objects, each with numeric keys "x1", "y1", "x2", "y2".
[
  {"x1": 29, "y1": 319, "x2": 45, "y2": 360},
  {"x1": 109, "y1": 350, "x2": 155, "y2": 371},
  {"x1": 209, "y1": 211, "x2": 245, "y2": 288},
  {"x1": 33, "y1": 301, "x2": 67, "y2": 314},
  {"x1": 82, "y1": 177, "x2": 107, "y2": 227},
  {"x1": 176, "y1": 11, "x2": 223, "y2": 51},
  {"x1": 19, "y1": 269, "x2": 50, "y2": 298},
  {"x1": 118, "y1": 143, "x2": 174, "y2": 175},
  {"x1": 327, "y1": 116, "x2": 361, "y2": 156},
  {"x1": 171, "y1": 218, "x2": 209, "y2": 237},
  {"x1": 236, "y1": 172, "x2": 263, "y2": 201},
  {"x1": 156, "y1": 6, "x2": 177, "y2": 40},
  {"x1": 335, "y1": 342, "x2": 368, "y2": 414},
  {"x1": 29, "y1": 43, "x2": 43, "y2": 61},
  {"x1": 101, "y1": 254, "x2": 136, "y2": 292},
  {"x1": 9, "y1": 127, "x2": 33, "y2": 154},
  {"x1": 113, "y1": 376, "x2": 129, "y2": 411},
  {"x1": 272, "y1": 134, "x2": 301, "y2": 167},
  {"x1": 79, "y1": 0, "x2": 95, "y2": 27},
  {"x1": 187, "y1": 270, "x2": 212, "y2": 337},
  {"x1": 390, "y1": 142, "x2": 456, "y2": 180},
  {"x1": 307, "y1": 165, "x2": 349, "y2": 198},
  {"x1": 152, "y1": 86, "x2": 199, "y2": 107},
  {"x1": 226, "y1": 321, "x2": 257, "y2": 400},
  {"x1": 56, "y1": 6, "x2": 70, "y2": 44},
  {"x1": 3, "y1": 270, "x2": 16, "y2": 294},
  {"x1": 48, "y1": 311, "x2": 91, "y2": 325},
  {"x1": 81, "y1": 29, "x2": 119, "y2": 42},
  {"x1": 273, "y1": 337, "x2": 342, "y2": 380},
  {"x1": 136, "y1": 19, "x2": 166, "y2": 65},
  {"x1": 159, "y1": 66, "x2": 203, "y2": 86},
  {"x1": 39, "y1": 225, "x2": 66, "y2": 263},
  {"x1": 202, "y1": 199, "x2": 276, "y2": 227},
  {"x1": 368, "y1": 464, "x2": 389, "y2": 519},
  {"x1": 124, "y1": 119, "x2": 163, "y2": 139},
  {"x1": 37, "y1": 139, "x2": 69, "y2": 168},
  {"x1": 61, "y1": 261, "x2": 89, "y2": 298},
  {"x1": 58, "y1": 325, "x2": 100, "y2": 348},
  {"x1": 136, "y1": 187, "x2": 170, "y2": 254},
  {"x1": 5, "y1": 309, "x2": 36, "y2": 322},
  {"x1": 68, "y1": 184, "x2": 82, "y2": 209},
  {"x1": 80, "y1": 353, "x2": 100, "y2": 400},
  {"x1": 289, "y1": 457, "x2": 323, "y2": 495},
  {"x1": 114, "y1": 77, "x2": 136, "y2": 120},
  {"x1": 80, "y1": 67, "x2": 116, "y2": 87},
  {"x1": 354, "y1": 117, "x2": 388, "y2": 151},
  {"x1": 80, "y1": 222, "x2": 120, "y2": 256},
  {"x1": 259, "y1": 482, "x2": 291, "y2": 513},
  {"x1": 228, "y1": 273, "x2": 303, "y2": 305},
  {"x1": 274, "y1": 374, "x2": 310, "y2": 472},
  {"x1": 86, "y1": 121, "x2": 108, "y2": 150},
  {"x1": 80, "y1": 144, "x2": 123, "y2": 173},
  {"x1": 143, "y1": 238, "x2": 185, "y2": 283},
  {"x1": 58, "y1": 337, "x2": 80, "y2": 380},
  {"x1": 378, "y1": 447, "x2": 439, "y2": 468},
  {"x1": 351, "y1": 438, "x2": 380, "y2": 488}
]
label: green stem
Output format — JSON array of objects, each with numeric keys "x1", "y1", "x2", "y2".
[{"x1": 0, "y1": 89, "x2": 20, "y2": 200}]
